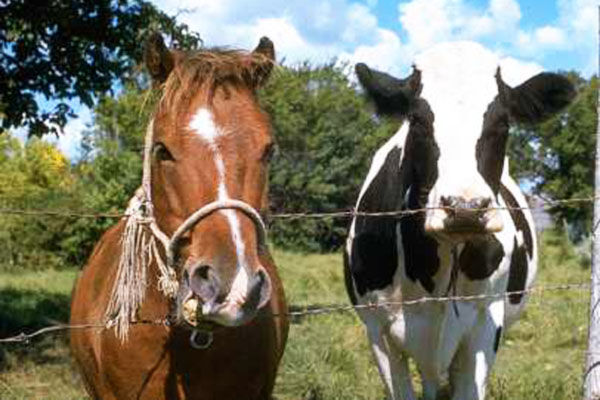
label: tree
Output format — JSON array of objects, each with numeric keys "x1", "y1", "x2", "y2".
[
  {"x1": 59, "y1": 81, "x2": 156, "y2": 265},
  {"x1": 0, "y1": 135, "x2": 74, "y2": 269},
  {"x1": 0, "y1": 0, "x2": 200, "y2": 136},
  {"x1": 508, "y1": 72, "x2": 597, "y2": 238},
  {"x1": 260, "y1": 62, "x2": 397, "y2": 251}
]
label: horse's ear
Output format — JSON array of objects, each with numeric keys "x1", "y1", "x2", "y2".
[
  {"x1": 144, "y1": 32, "x2": 175, "y2": 85},
  {"x1": 495, "y1": 67, "x2": 576, "y2": 124},
  {"x1": 250, "y1": 36, "x2": 275, "y2": 87},
  {"x1": 356, "y1": 63, "x2": 422, "y2": 118}
]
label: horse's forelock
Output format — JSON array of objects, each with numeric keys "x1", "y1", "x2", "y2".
[{"x1": 159, "y1": 49, "x2": 273, "y2": 113}]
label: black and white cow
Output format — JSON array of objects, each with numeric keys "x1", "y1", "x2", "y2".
[{"x1": 345, "y1": 44, "x2": 575, "y2": 400}]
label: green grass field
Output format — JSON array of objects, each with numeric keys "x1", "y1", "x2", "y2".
[{"x1": 0, "y1": 230, "x2": 590, "y2": 399}]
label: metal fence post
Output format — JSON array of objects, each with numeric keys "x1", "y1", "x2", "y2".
[{"x1": 584, "y1": 7, "x2": 600, "y2": 400}]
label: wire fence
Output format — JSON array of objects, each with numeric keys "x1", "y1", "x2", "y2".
[
  {"x1": 0, "y1": 195, "x2": 597, "y2": 221},
  {"x1": 0, "y1": 282, "x2": 591, "y2": 344},
  {"x1": 0, "y1": 196, "x2": 595, "y2": 345}
]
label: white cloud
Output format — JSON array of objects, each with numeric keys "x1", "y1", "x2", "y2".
[
  {"x1": 397, "y1": 0, "x2": 523, "y2": 53},
  {"x1": 154, "y1": 0, "x2": 398, "y2": 69},
  {"x1": 340, "y1": 28, "x2": 406, "y2": 74},
  {"x1": 392, "y1": 0, "x2": 596, "y2": 75},
  {"x1": 489, "y1": 0, "x2": 521, "y2": 26},
  {"x1": 534, "y1": 26, "x2": 566, "y2": 46}
]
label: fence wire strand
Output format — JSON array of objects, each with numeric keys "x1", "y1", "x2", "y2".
[
  {"x1": 0, "y1": 196, "x2": 597, "y2": 221},
  {"x1": 0, "y1": 282, "x2": 590, "y2": 344}
]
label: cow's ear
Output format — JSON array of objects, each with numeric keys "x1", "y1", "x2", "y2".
[
  {"x1": 495, "y1": 67, "x2": 576, "y2": 124},
  {"x1": 144, "y1": 32, "x2": 175, "y2": 86},
  {"x1": 356, "y1": 63, "x2": 422, "y2": 118}
]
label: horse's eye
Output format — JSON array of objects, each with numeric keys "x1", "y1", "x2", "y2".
[
  {"x1": 262, "y1": 142, "x2": 275, "y2": 163},
  {"x1": 153, "y1": 142, "x2": 174, "y2": 162}
]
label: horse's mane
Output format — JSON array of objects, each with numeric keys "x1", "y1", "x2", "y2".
[{"x1": 160, "y1": 48, "x2": 273, "y2": 111}]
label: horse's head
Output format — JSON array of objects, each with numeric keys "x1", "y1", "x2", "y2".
[{"x1": 144, "y1": 34, "x2": 276, "y2": 328}]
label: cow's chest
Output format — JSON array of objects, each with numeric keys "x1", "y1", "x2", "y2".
[
  {"x1": 387, "y1": 298, "x2": 502, "y2": 379},
  {"x1": 366, "y1": 236, "x2": 513, "y2": 377}
]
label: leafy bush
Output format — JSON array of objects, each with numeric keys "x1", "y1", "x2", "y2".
[{"x1": 261, "y1": 62, "x2": 396, "y2": 251}]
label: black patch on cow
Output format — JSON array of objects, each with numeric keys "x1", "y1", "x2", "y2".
[
  {"x1": 400, "y1": 213, "x2": 440, "y2": 293},
  {"x1": 507, "y1": 237, "x2": 528, "y2": 304},
  {"x1": 500, "y1": 184, "x2": 533, "y2": 258},
  {"x1": 349, "y1": 98, "x2": 440, "y2": 295},
  {"x1": 477, "y1": 101, "x2": 510, "y2": 196},
  {"x1": 458, "y1": 235, "x2": 505, "y2": 280},
  {"x1": 494, "y1": 326, "x2": 502, "y2": 353},
  {"x1": 499, "y1": 72, "x2": 576, "y2": 124},
  {"x1": 356, "y1": 63, "x2": 422, "y2": 118},
  {"x1": 343, "y1": 250, "x2": 358, "y2": 305},
  {"x1": 399, "y1": 100, "x2": 441, "y2": 293},
  {"x1": 350, "y1": 146, "x2": 406, "y2": 296}
]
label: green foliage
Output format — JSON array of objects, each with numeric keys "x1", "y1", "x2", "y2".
[
  {"x1": 0, "y1": 136, "x2": 74, "y2": 270},
  {"x1": 261, "y1": 62, "x2": 396, "y2": 251},
  {"x1": 0, "y1": 0, "x2": 200, "y2": 136},
  {"x1": 60, "y1": 141, "x2": 142, "y2": 265},
  {"x1": 508, "y1": 73, "x2": 596, "y2": 237},
  {"x1": 58, "y1": 82, "x2": 156, "y2": 265},
  {"x1": 81, "y1": 80, "x2": 159, "y2": 155}
]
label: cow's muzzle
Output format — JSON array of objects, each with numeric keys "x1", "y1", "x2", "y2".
[{"x1": 425, "y1": 195, "x2": 503, "y2": 237}]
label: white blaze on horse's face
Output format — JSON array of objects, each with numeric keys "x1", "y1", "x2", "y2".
[
  {"x1": 415, "y1": 43, "x2": 505, "y2": 237},
  {"x1": 189, "y1": 108, "x2": 222, "y2": 145},
  {"x1": 188, "y1": 106, "x2": 254, "y2": 320}
]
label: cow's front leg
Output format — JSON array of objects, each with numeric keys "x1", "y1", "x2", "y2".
[
  {"x1": 449, "y1": 301, "x2": 503, "y2": 400},
  {"x1": 365, "y1": 318, "x2": 416, "y2": 400}
]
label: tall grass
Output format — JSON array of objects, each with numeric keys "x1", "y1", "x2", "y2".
[{"x1": 0, "y1": 230, "x2": 591, "y2": 399}]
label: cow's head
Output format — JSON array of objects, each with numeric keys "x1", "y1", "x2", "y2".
[{"x1": 356, "y1": 57, "x2": 574, "y2": 242}]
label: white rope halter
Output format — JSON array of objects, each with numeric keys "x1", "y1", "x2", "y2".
[{"x1": 105, "y1": 120, "x2": 268, "y2": 341}]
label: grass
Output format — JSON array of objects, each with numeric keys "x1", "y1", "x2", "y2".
[{"x1": 0, "y1": 230, "x2": 591, "y2": 399}]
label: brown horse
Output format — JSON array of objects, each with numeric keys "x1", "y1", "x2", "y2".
[{"x1": 70, "y1": 33, "x2": 288, "y2": 400}]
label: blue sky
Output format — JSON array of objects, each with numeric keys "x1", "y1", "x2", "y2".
[{"x1": 43, "y1": 0, "x2": 598, "y2": 159}]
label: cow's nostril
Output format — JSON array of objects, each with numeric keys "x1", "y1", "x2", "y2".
[
  {"x1": 479, "y1": 198, "x2": 492, "y2": 209},
  {"x1": 440, "y1": 195, "x2": 459, "y2": 215}
]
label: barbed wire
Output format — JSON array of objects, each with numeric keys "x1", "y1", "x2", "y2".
[
  {"x1": 0, "y1": 282, "x2": 590, "y2": 345},
  {"x1": 0, "y1": 196, "x2": 597, "y2": 221}
]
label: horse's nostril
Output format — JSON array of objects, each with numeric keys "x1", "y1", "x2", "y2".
[
  {"x1": 188, "y1": 264, "x2": 219, "y2": 302},
  {"x1": 195, "y1": 265, "x2": 211, "y2": 280}
]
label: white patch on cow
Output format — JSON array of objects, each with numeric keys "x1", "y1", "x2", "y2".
[
  {"x1": 189, "y1": 107, "x2": 251, "y2": 304},
  {"x1": 189, "y1": 108, "x2": 222, "y2": 145},
  {"x1": 415, "y1": 42, "x2": 499, "y2": 203},
  {"x1": 474, "y1": 351, "x2": 488, "y2": 395},
  {"x1": 515, "y1": 230, "x2": 524, "y2": 247}
]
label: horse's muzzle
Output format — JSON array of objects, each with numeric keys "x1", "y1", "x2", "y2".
[{"x1": 181, "y1": 266, "x2": 272, "y2": 328}]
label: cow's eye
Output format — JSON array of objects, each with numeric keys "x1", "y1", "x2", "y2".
[{"x1": 153, "y1": 142, "x2": 174, "y2": 162}]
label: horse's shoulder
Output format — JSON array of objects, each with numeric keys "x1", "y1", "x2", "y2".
[{"x1": 85, "y1": 220, "x2": 126, "y2": 269}]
